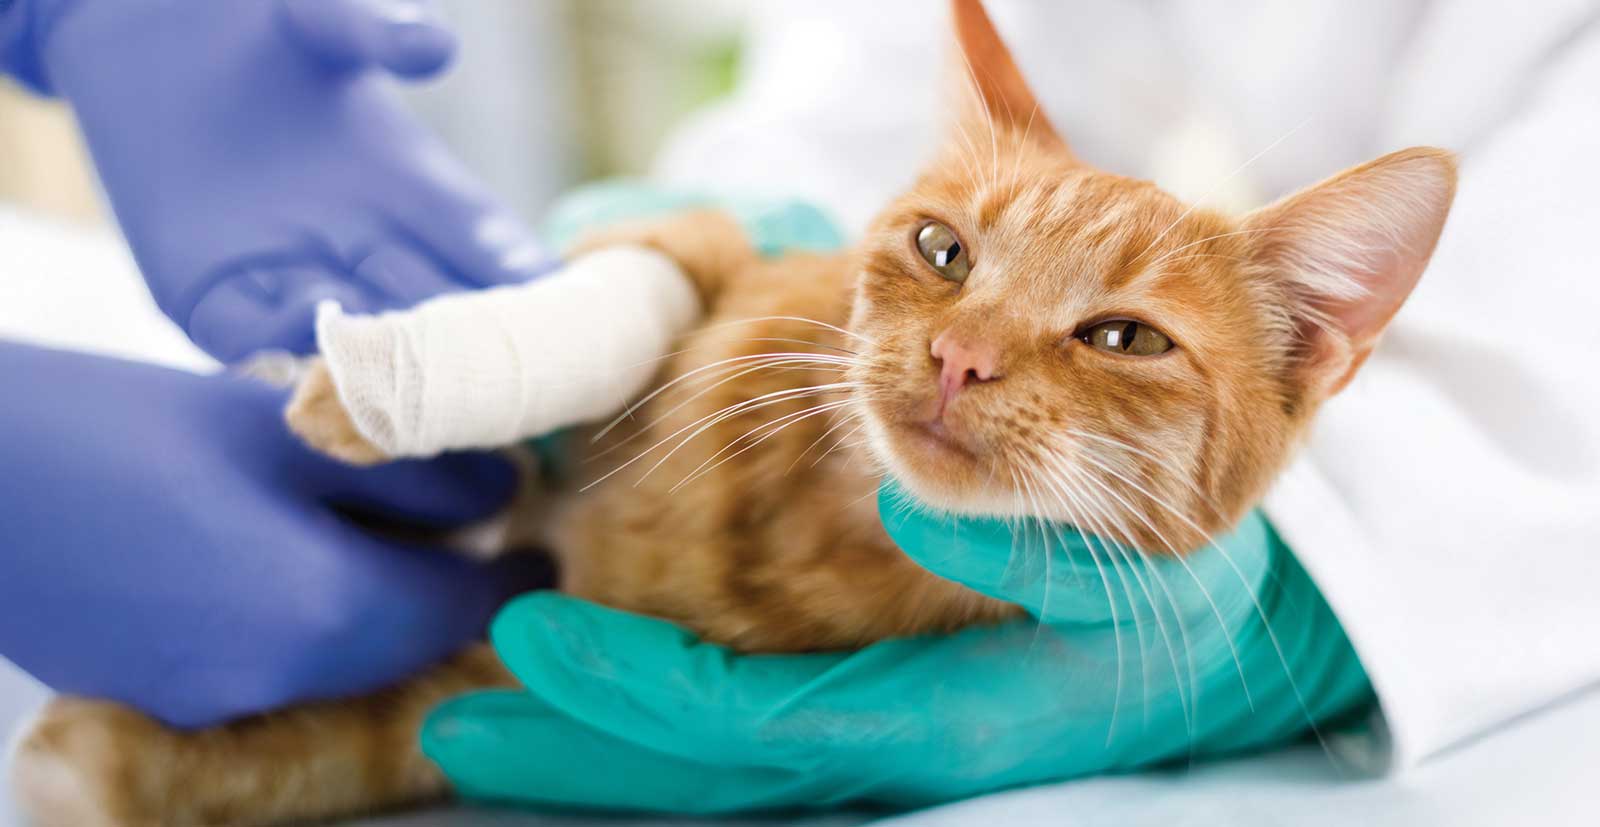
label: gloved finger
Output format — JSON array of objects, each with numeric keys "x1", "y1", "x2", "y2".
[
  {"x1": 484, "y1": 593, "x2": 1194, "y2": 777},
  {"x1": 484, "y1": 593, "x2": 871, "y2": 768},
  {"x1": 292, "y1": 448, "x2": 520, "y2": 528},
  {"x1": 268, "y1": 535, "x2": 548, "y2": 711},
  {"x1": 878, "y1": 478, "x2": 1137, "y2": 624},
  {"x1": 363, "y1": 0, "x2": 457, "y2": 78},
  {"x1": 423, "y1": 690, "x2": 829, "y2": 814},
  {"x1": 880, "y1": 478, "x2": 1276, "y2": 635},
  {"x1": 396, "y1": 196, "x2": 558, "y2": 289},
  {"x1": 187, "y1": 264, "x2": 379, "y2": 362},
  {"x1": 279, "y1": 0, "x2": 457, "y2": 80},
  {"x1": 352, "y1": 241, "x2": 476, "y2": 306}
]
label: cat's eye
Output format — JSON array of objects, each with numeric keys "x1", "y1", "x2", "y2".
[
  {"x1": 1080, "y1": 320, "x2": 1174, "y2": 357},
  {"x1": 915, "y1": 222, "x2": 971, "y2": 283}
]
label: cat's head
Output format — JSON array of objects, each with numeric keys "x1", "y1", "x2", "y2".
[{"x1": 848, "y1": 0, "x2": 1456, "y2": 551}]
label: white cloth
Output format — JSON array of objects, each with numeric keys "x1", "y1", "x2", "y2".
[
  {"x1": 315, "y1": 246, "x2": 700, "y2": 458},
  {"x1": 653, "y1": 0, "x2": 1600, "y2": 767}
]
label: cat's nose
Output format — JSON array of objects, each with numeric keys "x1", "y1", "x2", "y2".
[{"x1": 930, "y1": 332, "x2": 1002, "y2": 417}]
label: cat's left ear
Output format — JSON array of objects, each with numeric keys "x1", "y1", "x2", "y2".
[
  {"x1": 1246, "y1": 147, "x2": 1458, "y2": 399},
  {"x1": 949, "y1": 0, "x2": 1074, "y2": 160}
]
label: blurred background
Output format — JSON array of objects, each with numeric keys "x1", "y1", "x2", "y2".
[{"x1": 0, "y1": 0, "x2": 748, "y2": 229}]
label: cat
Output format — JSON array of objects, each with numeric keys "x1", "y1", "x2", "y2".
[{"x1": 8, "y1": 1, "x2": 1456, "y2": 824}]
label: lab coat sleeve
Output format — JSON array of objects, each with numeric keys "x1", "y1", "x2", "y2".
[{"x1": 1263, "y1": 17, "x2": 1600, "y2": 767}]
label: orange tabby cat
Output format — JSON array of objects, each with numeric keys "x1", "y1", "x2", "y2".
[{"x1": 9, "y1": 1, "x2": 1456, "y2": 824}]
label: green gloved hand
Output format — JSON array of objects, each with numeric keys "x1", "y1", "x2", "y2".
[{"x1": 423, "y1": 477, "x2": 1372, "y2": 814}]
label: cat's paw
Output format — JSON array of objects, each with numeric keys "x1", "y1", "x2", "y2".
[
  {"x1": 8, "y1": 698, "x2": 164, "y2": 827},
  {"x1": 285, "y1": 358, "x2": 389, "y2": 466}
]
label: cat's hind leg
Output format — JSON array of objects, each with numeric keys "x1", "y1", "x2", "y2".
[
  {"x1": 8, "y1": 697, "x2": 134, "y2": 827},
  {"x1": 8, "y1": 646, "x2": 510, "y2": 827}
]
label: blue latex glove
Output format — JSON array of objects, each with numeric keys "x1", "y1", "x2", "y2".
[
  {"x1": 0, "y1": 342, "x2": 552, "y2": 729},
  {"x1": 423, "y1": 479, "x2": 1372, "y2": 813},
  {"x1": 0, "y1": 0, "x2": 552, "y2": 362}
]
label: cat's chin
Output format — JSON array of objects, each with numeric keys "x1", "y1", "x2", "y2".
[
  {"x1": 901, "y1": 420, "x2": 981, "y2": 464},
  {"x1": 866, "y1": 416, "x2": 1021, "y2": 518}
]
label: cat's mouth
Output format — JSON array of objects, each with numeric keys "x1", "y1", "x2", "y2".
[
  {"x1": 853, "y1": 367, "x2": 1014, "y2": 512},
  {"x1": 875, "y1": 410, "x2": 993, "y2": 478},
  {"x1": 902, "y1": 419, "x2": 981, "y2": 462},
  {"x1": 866, "y1": 410, "x2": 1023, "y2": 517}
]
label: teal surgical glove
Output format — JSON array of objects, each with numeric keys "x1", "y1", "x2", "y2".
[
  {"x1": 424, "y1": 478, "x2": 1373, "y2": 814},
  {"x1": 541, "y1": 179, "x2": 846, "y2": 258}
]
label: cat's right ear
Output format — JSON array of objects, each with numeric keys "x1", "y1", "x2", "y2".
[
  {"x1": 948, "y1": 0, "x2": 1074, "y2": 160},
  {"x1": 1245, "y1": 147, "x2": 1457, "y2": 399}
]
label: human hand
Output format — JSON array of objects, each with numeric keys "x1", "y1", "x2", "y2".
[
  {"x1": 423, "y1": 481, "x2": 1370, "y2": 813},
  {"x1": 4, "y1": 0, "x2": 552, "y2": 362},
  {"x1": 0, "y1": 342, "x2": 546, "y2": 728}
]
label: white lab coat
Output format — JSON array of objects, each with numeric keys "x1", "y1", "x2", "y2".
[{"x1": 651, "y1": 0, "x2": 1600, "y2": 769}]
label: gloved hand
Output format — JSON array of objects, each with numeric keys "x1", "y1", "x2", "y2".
[
  {"x1": 0, "y1": 0, "x2": 552, "y2": 362},
  {"x1": 423, "y1": 479, "x2": 1373, "y2": 813},
  {"x1": 0, "y1": 342, "x2": 550, "y2": 729}
]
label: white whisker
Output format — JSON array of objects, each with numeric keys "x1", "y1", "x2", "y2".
[
  {"x1": 703, "y1": 315, "x2": 875, "y2": 346},
  {"x1": 1132, "y1": 117, "x2": 1311, "y2": 266},
  {"x1": 1051, "y1": 455, "x2": 1195, "y2": 736},
  {"x1": 741, "y1": 336, "x2": 859, "y2": 355},
  {"x1": 581, "y1": 382, "x2": 855, "y2": 492},
  {"x1": 1140, "y1": 227, "x2": 1282, "y2": 276},
  {"x1": 786, "y1": 409, "x2": 856, "y2": 474},
  {"x1": 670, "y1": 399, "x2": 855, "y2": 493},
  {"x1": 805, "y1": 420, "x2": 867, "y2": 472},
  {"x1": 591, "y1": 353, "x2": 855, "y2": 450},
  {"x1": 1016, "y1": 462, "x2": 1126, "y2": 744},
  {"x1": 1035, "y1": 457, "x2": 1166, "y2": 729},
  {"x1": 1065, "y1": 448, "x2": 1334, "y2": 754},
  {"x1": 1067, "y1": 448, "x2": 1252, "y2": 708}
]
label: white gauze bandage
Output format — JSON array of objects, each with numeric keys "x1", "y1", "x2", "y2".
[{"x1": 316, "y1": 245, "x2": 700, "y2": 458}]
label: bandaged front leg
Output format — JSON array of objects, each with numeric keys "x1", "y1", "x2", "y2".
[{"x1": 311, "y1": 246, "x2": 700, "y2": 459}]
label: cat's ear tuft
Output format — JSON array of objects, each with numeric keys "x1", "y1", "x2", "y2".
[
  {"x1": 1246, "y1": 147, "x2": 1457, "y2": 398},
  {"x1": 948, "y1": 0, "x2": 1073, "y2": 159}
]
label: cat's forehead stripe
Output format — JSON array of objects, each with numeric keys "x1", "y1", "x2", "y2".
[
  {"x1": 942, "y1": 164, "x2": 1247, "y2": 327},
  {"x1": 975, "y1": 179, "x2": 1031, "y2": 231}
]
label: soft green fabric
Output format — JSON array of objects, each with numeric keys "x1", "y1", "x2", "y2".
[{"x1": 430, "y1": 192, "x2": 1374, "y2": 814}]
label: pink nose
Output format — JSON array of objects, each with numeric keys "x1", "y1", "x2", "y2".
[{"x1": 930, "y1": 332, "x2": 1002, "y2": 417}]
